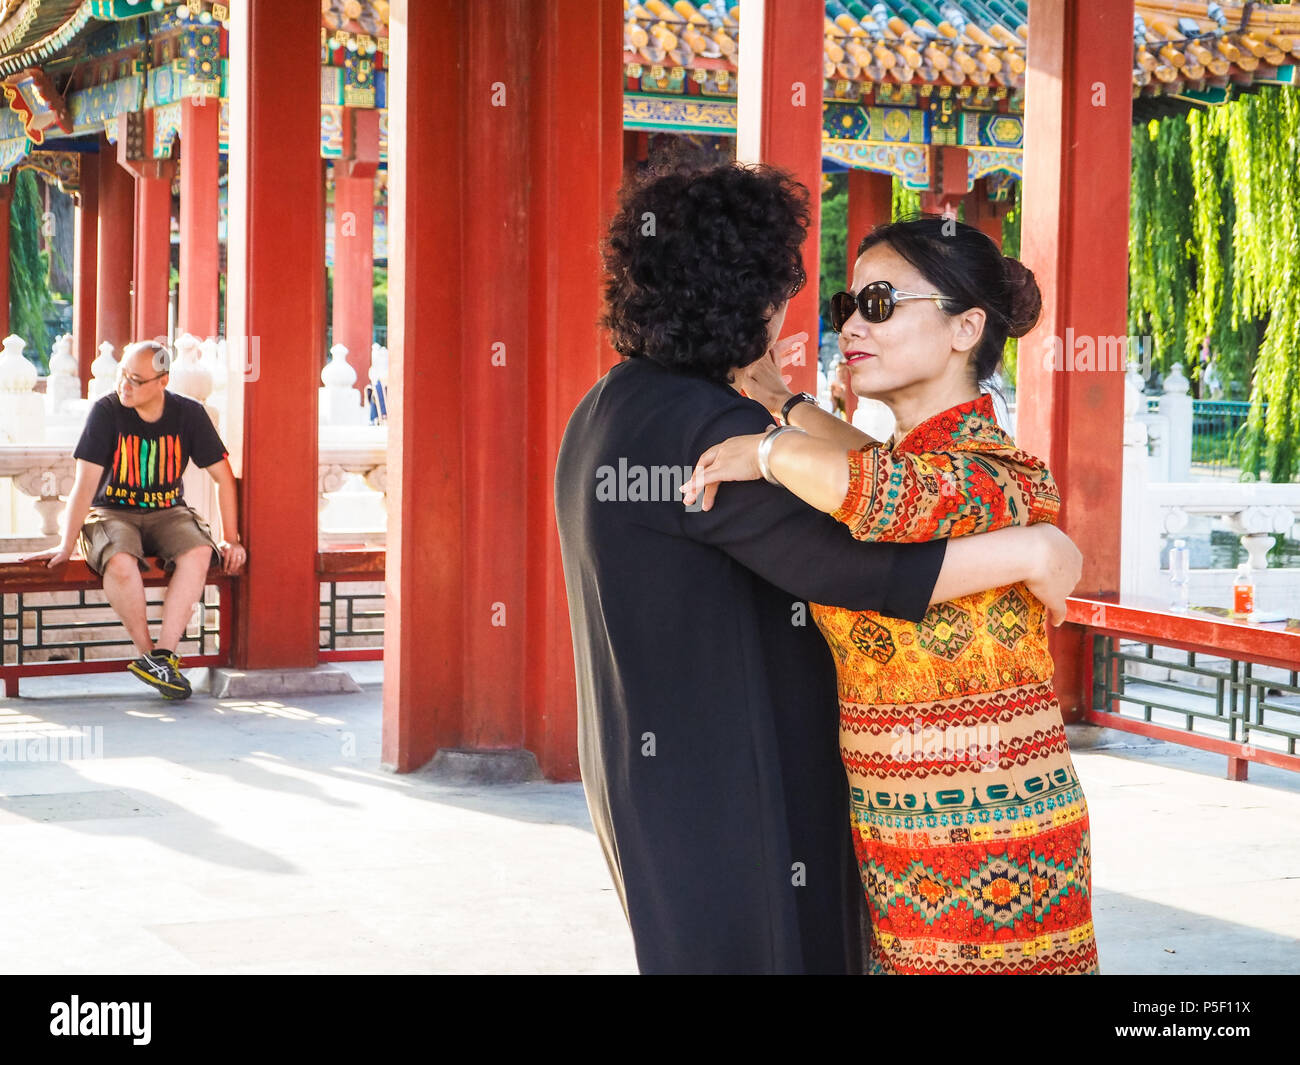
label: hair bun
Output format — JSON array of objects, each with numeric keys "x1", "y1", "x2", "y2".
[{"x1": 1002, "y1": 256, "x2": 1042, "y2": 338}]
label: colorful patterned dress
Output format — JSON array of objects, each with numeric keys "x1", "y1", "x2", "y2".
[{"x1": 810, "y1": 394, "x2": 1100, "y2": 975}]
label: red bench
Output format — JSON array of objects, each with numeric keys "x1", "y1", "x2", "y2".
[{"x1": 0, "y1": 553, "x2": 233, "y2": 696}]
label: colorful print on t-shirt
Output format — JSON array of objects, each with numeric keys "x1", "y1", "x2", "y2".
[
  {"x1": 73, "y1": 391, "x2": 230, "y2": 510},
  {"x1": 105, "y1": 433, "x2": 187, "y2": 506}
]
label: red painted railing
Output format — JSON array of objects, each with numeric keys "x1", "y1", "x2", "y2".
[
  {"x1": 1065, "y1": 593, "x2": 1300, "y2": 780},
  {"x1": 317, "y1": 546, "x2": 384, "y2": 663}
]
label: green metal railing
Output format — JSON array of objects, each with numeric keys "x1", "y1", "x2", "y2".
[
  {"x1": 1141, "y1": 397, "x2": 1263, "y2": 476},
  {"x1": 318, "y1": 580, "x2": 384, "y2": 659},
  {"x1": 1192, "y1": 399, "x2": 1255, "y2": 472},
  {"x1": 1091, "y1": 635, "x2": 1300, "y2": 764}
]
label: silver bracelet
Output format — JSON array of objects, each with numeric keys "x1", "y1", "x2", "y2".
[{"x1": 757, "y1": 425, "x2": 804, "y2": 486}]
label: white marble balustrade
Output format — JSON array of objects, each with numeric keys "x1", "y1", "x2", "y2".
[
  {"x1": 1, "y1": 337, "x2": 391, "y2": 547},
  {"x1": 1121, "y1": 374, "x2": 1300, "y2": 613}
]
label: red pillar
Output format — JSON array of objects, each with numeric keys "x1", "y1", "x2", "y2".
[
  {"x1": 846, "y1": 168, "x2": 892, "y2": 277},
  {"x1": 919, "y1": 144, "x2": 969, "y2": 218},
  {"x1": 966, "y1": 178, "x2": 1005, "y2": 249},
  {"x1": 458, "y1": 0, "x2": 531, "y2": 755},
  {"x1": 179, "y1": 95, "x2": 220, "y2": 339},
  {"x1": 132, "y1": 167, "x2": 173, "y2": 343},
  {"x1": 225, "y1": 0, "x2": 322, "y2": 670},
  {"x1": 96, "y1": 133, "x2": 134, "y2": 352},
  {"x1": 621, "y1": 129, "x2": 648, "y2": 180},
  {"x1": 843, "y1": 168, "x2": 893, "y2": 422},
  {"x1": 1018, "y1": 0, "x2": 1132, "y2": 720},
  {"x1": 737, "y1": 0, "x2": 822, "y2": 395},
  {"x1": 383, "y1": 0, "x2": 465, "y2": 771},
  {"x1": 0, "y1": 182, "x2": 12, "y2": 337},
  {"x1": 383, "y1": 0, "x2": 621, "y2": 777},
  {"x1": 332, "y1": 106, "x2": 379, "y2": 384},
  {"x1": 73, "y1": 152, "x2": 99, "y2": 391},
  {"x1": 522, "y1": 0, "x2": 623, "y2": 780}
]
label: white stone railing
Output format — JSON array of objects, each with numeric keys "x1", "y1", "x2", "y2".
[
  {"x1": 1121, "y1": 374, "x2": 1299, "y2": 612},
  {"x1": 1, "y1": 337, "x2": 391, "y2": 547},
  {"x1": 1, "y1": 437, "x2": 387, "y2": 546},
  {"x1": 0, "y1": 446, "x2": 75, "y2": 541}
]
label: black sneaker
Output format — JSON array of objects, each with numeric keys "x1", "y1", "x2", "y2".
[{"x1": 128, "y1": 650, "x2": 192, "y2": 700}]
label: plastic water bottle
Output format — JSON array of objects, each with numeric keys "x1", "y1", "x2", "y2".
[
  {"x1": 1169, "y1": 539, "x2": 1190, "y2": 612},
  {"x1": 1233, "y1": 563, "x2": 1255, "y2": 617}
]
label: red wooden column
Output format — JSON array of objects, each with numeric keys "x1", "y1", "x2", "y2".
[
  {"x1": 179, "y1": 95, "x2": 220, "y2": 339},
  {"x1": 96, "y1": 132, "x2": 134, "y2": 352},
  {"x1": 0, "y1": 182, "x2": 12, "y2": 337},
  {"x1": 332, "y1": 107, "x2": 379, "y2": 383},
  {"x1": 846, "y1": 168, "x2": 891, "y2": 270},
  {"x1": 73, "y1": 152, "x2": 99, "y2": 391},
  {"x1": 622, "y1": 129, "x2": 648, "y2": 180},
  {"x1": 965, "y1": 178, "x2": 1005, "y2": 248},
  {"x1": 919, "y1": 144, "x2": 969, "y2": 217},
  {"x1": 458, "y1": 0, "x2": 531, "y2": 757},
  {"x1": 224, "y1": 0, "x2": 322, "y2": 670},
  {"x1": 1018, "y1": 0, "x2": 1132, "y2": 721},
  {"x1": 383, "y1": 0, "x2": 621, "y2": 778},
  {"x1": 843, "y1": 168, "x2": 893, "y2": 421},
  {"x1": 523, "y1": 0, "x2": 623, "y2": 780},
  {"x1": 132, "y1": 165, "x2": 174, "y2": 342},
  {"x1": 736, "y1": 0, "x2": 822, "y2": 394},
  {"x1": 383, "y1": 0, "x2": 465, "y2": 771}
]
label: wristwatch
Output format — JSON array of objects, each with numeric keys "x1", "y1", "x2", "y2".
[{"x1": 779, "y1": 392, "x2": 818, "y2": 425}]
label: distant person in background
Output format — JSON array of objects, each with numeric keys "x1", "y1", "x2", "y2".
[
  {"x1": 1199, "y1": 338, "x2": 1224, "y2": 400},
  {"x1": 22, "y1": 340, "x2": 247, "y2": 699}
]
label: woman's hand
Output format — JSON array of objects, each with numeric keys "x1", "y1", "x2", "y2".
[
  {"x1": 680, "y1": 432, "x2": 771, "y2": 511},
  {"x1": 736, "y1": 331, "x2": 808, "y2": 413}
]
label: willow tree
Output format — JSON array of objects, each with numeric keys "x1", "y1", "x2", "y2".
[
  {"x1": 8, "y1": 168, "x2": 53, "y2": 370},
  {"x1": 1129, "y1": 113, "x2": 1195, "y2": 379},
  {"x1": 1223, "y1": 87, "x2": 1300, "y2": 481},
  {"x1": 1129, "y1": 85, "x2": 1300, "y2": 482}
]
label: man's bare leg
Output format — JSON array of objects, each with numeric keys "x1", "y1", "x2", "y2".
[
  {"x1": 101, "y1": 552, "x2": 154, "y2": 655},
  {"x1": 158, "y1": 545, "x2": 213, "y2": 652}
]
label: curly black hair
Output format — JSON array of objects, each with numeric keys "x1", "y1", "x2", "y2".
[{"x1": 600, "y1": 158, "x2": 810, "y2": 386}]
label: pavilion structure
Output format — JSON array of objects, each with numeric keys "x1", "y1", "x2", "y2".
[
  {"x1": 625, "y1": 2, "x2": 1300, "y2": 268},
  {"x1": 8, "y1": 0, "x2": 1289, "y2": 779},
  {"x1": 0, "y1": 0, "x2": 387, "y2": 387}
]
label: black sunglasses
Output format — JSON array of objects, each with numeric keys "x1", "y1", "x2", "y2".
[{"x1": 828, "y1": 281, "x2": 952, "y2": 331}]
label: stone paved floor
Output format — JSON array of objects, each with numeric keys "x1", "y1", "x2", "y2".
[{"x1": 2, "y1": 662, "x2": 1297, "y2": 974}]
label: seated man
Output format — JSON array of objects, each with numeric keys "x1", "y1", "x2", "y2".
[{"x1": 23, "y1": 340, "x2": 247, "y2": 698}]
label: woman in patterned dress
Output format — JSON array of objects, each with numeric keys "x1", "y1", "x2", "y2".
[{"x1": 681, "y1": 217, "x2": 1100, "y2": 975}]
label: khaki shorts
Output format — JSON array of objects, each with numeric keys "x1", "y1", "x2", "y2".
[{"x1": 78, "y1": 505, "x2": 222, "y2": 577}]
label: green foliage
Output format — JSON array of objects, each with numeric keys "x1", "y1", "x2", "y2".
[
  {"x1": 8, "y1": 169, "x2": 53, "y2": 370},
  {"x1": 1001, "y1": 185, "x2": 1022, "y2": 385},
  {"x1": 1228, "y1": 86, "x2": 1300, "y2": 481},
  {"x1": 891, "y1": 177, "x2": 920, "y2": 220},
  {"x1": 1128, "y1": 115, "x2": 1195, "y2": 377},
  {"x1": 818, "y1": 173, "x2": 848, "y2": 324},
  {"x1": 1129, "y1": 86, "x2": 1300, "y2": 480},
  {"x1": 373, "y1": 265, "x2": 387, "y2": 327}
]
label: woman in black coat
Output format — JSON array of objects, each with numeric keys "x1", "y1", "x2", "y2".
[{"x1": 554, "y1": 161, "x2": 1082, "y2": 974}]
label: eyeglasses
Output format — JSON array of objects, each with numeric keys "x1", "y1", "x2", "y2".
[
  {"x1": 117, "y1": 367, "x2": 167, "y2": 387},
  {"x1": 828, "y1": 281, "x2": 952, "y2": 331}
]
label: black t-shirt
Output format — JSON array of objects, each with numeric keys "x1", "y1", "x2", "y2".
[{"x1": 73, "y1": 391, "x2": 229, "y2": 510}]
